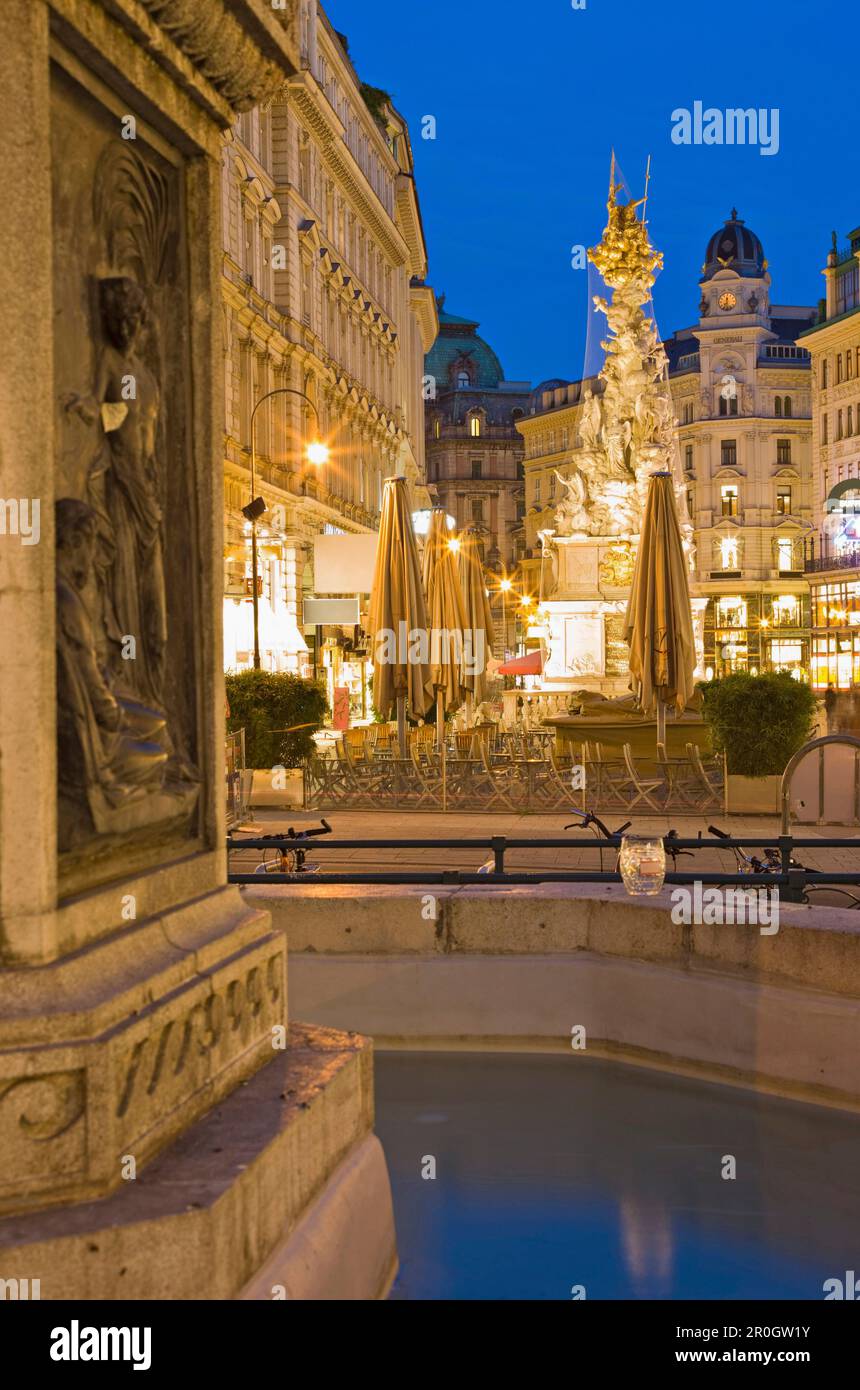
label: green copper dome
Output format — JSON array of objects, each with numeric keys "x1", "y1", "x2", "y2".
[{"x1": 426, "y1": 304, "x2": 506, "y2": 391}]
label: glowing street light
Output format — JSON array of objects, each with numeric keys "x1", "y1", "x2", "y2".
[{"x1": 306, "y1": 439, "x2": 330, "y2": 466}]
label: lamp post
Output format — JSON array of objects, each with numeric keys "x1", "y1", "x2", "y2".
[{"x1": 245, "y1": 387, "x2": 329, "y2": 670}]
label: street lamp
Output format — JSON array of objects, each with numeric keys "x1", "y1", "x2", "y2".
[{"x1": 245, "y1": 387, "x2": 330, "y2": 670}]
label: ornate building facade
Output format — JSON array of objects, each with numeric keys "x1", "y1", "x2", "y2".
[
  {"x1": 424, "y1": 303, "x2": 530, "y2": 656},
  {"x1": 519, "y1": 211, "x2": 816, "y2": 685},
  {"x1": 799, "y1": 222, "x2": 860, "y2": 691},
  {"x1": 665, "y1": 212, "x2": 816, "y2": 681},
  {"x1": 221, "y1": 2, "x2": 437, "y2": 686}
]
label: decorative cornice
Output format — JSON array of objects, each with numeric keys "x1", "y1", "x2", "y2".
[{"x1": 138, "y1": 0, "x2": 300, "y2": 113}]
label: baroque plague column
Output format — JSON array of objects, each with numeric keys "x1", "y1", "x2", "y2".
[
  {"x1": 0, "y1": 0, "x2": 395, "y2": 1300},
  {"x1": 538, "y1": 169, "x2": 701, "y2": 696}
]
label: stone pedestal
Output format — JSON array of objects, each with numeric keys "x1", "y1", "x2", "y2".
[
  {"x1": 0, "y1": 0, "x2": 395, "y2": 1299},
  {"x1": 540, "y1": 536, "x2": 635, "y2": 698}
]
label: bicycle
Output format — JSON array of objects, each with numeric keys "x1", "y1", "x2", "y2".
[
  {"x1": 708, "y1": 823, "x2": 860, "y2": 908},
  {"x1": 231, "y1": 818, "x2": 333, "y2": 877}
]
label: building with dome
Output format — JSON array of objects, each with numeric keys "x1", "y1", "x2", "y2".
[
  {"x1": 518, "y1": 210, "x2": 817, "y2": 685},
  {"x1": 425, "y1": 300, "x2": 532, "y2": 655},
  {"x1": 666, "y1": 210, "x2": 816, "y2": 680}
]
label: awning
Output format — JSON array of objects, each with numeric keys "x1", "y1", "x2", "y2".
[{"x1": 498, "y1": 649, "x2": 544, "y2": 676}]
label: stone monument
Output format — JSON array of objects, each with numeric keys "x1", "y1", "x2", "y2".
[
  {"x1": 538, "y1": 166, "x2": 704, "y2": 698},
  {"x1": 0, "y1": 0, "x2": 395, "y2": 1299}
]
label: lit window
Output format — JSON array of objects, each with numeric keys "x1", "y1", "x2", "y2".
[
  {"x1": 777, "y1": 538, "x2": 795, "y2": 571},
  {"x1": 719, "y1": 536, "x2": 739, "y2": 570},
  {"x1": 776, "y1": 486, "x2": 791, "y2": 515},
  {"x1": 721, "y1": 484, "x2": 739, "y2": 517},
  {"x1": 469, "y1": 415, "x2": 482, "y2": 437}
]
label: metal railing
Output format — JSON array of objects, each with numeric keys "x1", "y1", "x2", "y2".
[
  {"x1": 226, "y1": 728, "x2": 251, "y2": 827},
  {"x1": 227, "y1": 830, "x2": 859, "y2": 889},
  {"x1": 805, "y1": 551, "x2": 860, "y2": 574}
]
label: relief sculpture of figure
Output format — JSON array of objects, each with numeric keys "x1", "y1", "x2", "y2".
[
  {"x1": 553, "y1": 466, "x2": 591, "y2": 536},
  {"x1": 65, "y1": 277, "x2": 167, "y2": 711},
  {"x1": 56, "y1": 499, "x2": 168, "y2": 846}
]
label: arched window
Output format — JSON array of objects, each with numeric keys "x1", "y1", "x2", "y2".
[
  {"x1": 469, "y1": 413, "x2": 482, "y2": 438},
  {"x1": 456, "y1": 370, "x2": 471, "y2": 389},
  {"x1": 784, "y1": 396, "x2": 792, "y2": 418},
  {"x1": 775, "y1": 396, "x2": 782, "y2": 417}
]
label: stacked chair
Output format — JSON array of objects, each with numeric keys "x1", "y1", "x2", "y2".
[{"x1": 303, "y1": 725, "x2": 725, "y2": 814}]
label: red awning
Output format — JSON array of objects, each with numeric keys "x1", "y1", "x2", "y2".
[{"x1": 498, "y1": 649, "x2": 544, "y2": 676}]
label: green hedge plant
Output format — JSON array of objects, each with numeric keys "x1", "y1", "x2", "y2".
[
  {"x1": 225, "y1": 670, "x2": 327, "y2": 770},
  {"x1": 700, "y1": 672, "x2": 816, "y2": 777}
]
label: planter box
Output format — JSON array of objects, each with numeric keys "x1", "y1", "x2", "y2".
[
  {"x1": 726, "y1": 773, "x2": 781, "y2": 815},
  {"x1": 250, "y1": 768, "x2": 304, "y2": 808}
]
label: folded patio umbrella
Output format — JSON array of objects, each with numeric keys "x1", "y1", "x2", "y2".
[
  {"x1": 623, "y1": 470, "x2": 697, "y2": 751},
  {"x1": 423, "y1": 509, "x2": 469, "y2": 750},
  {"x1": 458, "y1": 528, "x2": 496, "y2": 725},
  {"x1": 368, "y1": 476, "x2": 433, "y2": 755}
]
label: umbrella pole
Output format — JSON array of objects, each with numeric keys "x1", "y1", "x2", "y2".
[
  {"x1": 442, "y1": 735, "x2": 447, "y2": 813},
  {"x1": 397, "y1": 695, "x2": 407, "y2": 759},
  {"x1": 436, "y1": 690, "x2": 444, "y2": 753},
  {"x1": 465, "y1": 692, "x2": 473, "y2": 728},
  {"x1": 657, "y1": 698, "x2": 666, "y2": 755}
]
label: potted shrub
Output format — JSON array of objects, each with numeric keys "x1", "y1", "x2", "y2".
[
  {"x1": 700, "y1": 672, "x2": 817, "y2": 814},
  {"x1": 225, "y1": 670, "x2": 327, "y2": 808}
]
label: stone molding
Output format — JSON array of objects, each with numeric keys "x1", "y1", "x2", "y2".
[
  {"x1": 0, "y1": 889, "x2": 284, "y2": 1215},
  {"x1": 136, "y1": 0, "x2": 300, "y2": 112}
]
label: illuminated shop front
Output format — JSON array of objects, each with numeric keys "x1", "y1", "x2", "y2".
[
  {"x1": 810, "y1": 574, "x2": 860, "y2": 689},
  {"x1": 703, "y1": 592, "x2": 809, "y2": 680},
  {"x1": 223, "y1": 523, "x2": 311, "y2": 676}
]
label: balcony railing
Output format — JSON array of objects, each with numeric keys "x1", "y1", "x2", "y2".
[{"x1": 805, "y1": 551, "x2": 860, "y2": 574}]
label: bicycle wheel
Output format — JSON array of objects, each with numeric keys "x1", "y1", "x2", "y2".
[{"x1": 803, "y1": 886, "x2": 860, "y2": 909}]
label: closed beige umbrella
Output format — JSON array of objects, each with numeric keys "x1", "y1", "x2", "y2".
[
  {"x1": 423, "y1": 509, "x2": 468, "y2": 751},
  {"x1": 369, "y1": 476, "x2": 433, "y2": 755},
  {"x1": 458, "y1": 528, "x2": 495, "y2": 726},
  {"x1": 623, "y1": 470, "x2": 697, "y2": 751}
]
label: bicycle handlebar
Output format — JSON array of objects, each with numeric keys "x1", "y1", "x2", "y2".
[
  {"x1": 708, "y1": 824, "x2": 731, "y2": 839},
  {"x1": 285, "y1": 819, "x2": 332, "y2": 840}
]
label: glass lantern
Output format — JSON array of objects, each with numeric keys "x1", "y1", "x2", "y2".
[{"x1": 619, "y1": 834, "x2": 666, "y2": 896}]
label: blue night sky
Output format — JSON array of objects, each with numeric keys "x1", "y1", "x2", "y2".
[{"x1": 325, "y1": 0, "x2": 857, "y2": 387}]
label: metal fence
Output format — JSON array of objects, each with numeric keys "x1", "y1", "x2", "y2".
[
  {"x1": 227, "y1": 830, "x2": 860, "y2": 892},
  {"x1": 225, "y1": 727, "x2": 251, "y2": 828}
]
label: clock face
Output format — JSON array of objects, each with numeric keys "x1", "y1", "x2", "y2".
[{"x1": 719, "y1": 291, "x2": 737, "y2": 311}]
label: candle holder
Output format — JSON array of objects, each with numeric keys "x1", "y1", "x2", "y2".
[{"x1": 619, "y1": 833, "x2": 666, "y2": 896}]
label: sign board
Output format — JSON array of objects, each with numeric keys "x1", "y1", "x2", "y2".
[
  {"x1": 333, "y1": 687, "x2": 350, "y2": 732},
  {"x1": 313, "y1": 533, "x2": 378, "y2": 595},
  {"x1": 302, "y1": 597, "x2": 360, "y2": 627}
]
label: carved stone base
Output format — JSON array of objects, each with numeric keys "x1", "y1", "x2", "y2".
[
  {"x1": 0, "y1": 886, "x2": 284, "y2": 1216},
  {"x1": 0, "y1": 1025, "x2": 396, "y2": 1301}
]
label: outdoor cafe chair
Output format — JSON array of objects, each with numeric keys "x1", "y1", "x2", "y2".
[
  {"x1": 621, "y1": 743, "x2": 665, "y2": 813},
  {"x1": 409, "y1": 743, "x2": 443, "y2": 808},
  {"x1": 686, "y1": 742, "x2": 724, "y2": 808}
]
